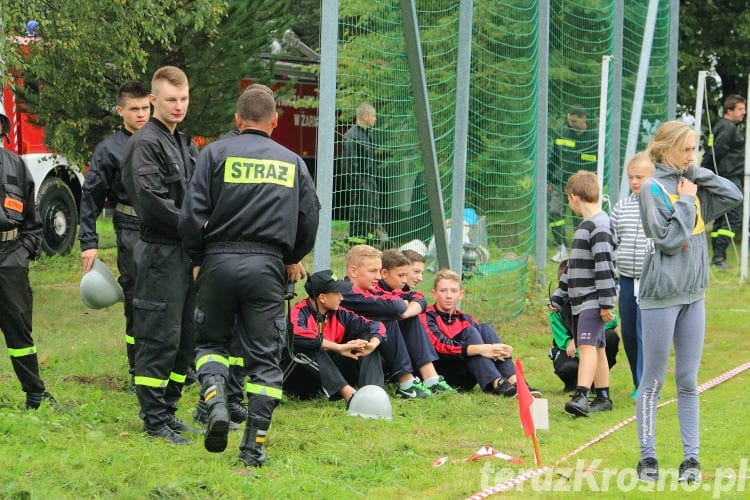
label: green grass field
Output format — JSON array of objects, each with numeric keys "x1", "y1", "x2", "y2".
[{"x1": 1, "y1": 218, "x2": 748, "y2": 499}]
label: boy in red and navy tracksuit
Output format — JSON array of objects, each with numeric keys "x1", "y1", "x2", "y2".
[
  {"x1": 284, "y1": 270, "x2": 385, "y2": 403},
  {"x1": 420, "y1": 268, "x2": 528, "y2": 397},
  {"x1": 340, "y1": 245, "x2": 453, "y2": 398}
]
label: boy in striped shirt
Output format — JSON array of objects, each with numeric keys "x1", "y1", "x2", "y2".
[{"x1": 550, "y1": 170, "x2": 618, "y2": 417}]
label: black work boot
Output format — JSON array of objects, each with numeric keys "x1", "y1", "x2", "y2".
[
  {"x1": 201, "y1": 375, "x2": 230, "y2": 453},
  {"x1": 238, "y1": 417, "x2": 271, "y2": 467},
  {"x1": 228, "y1": 401, "x2": 248, "y2": 424},
  {"x1": 25, "y1": 391, "x2": 56, "y2": 410},
  {"x1": 194, "y1": 397, "x2": 239, "y2": 430}
]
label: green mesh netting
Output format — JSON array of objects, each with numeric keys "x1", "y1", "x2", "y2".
[{"x1": 326, "y1": 0, "x2": 672, "y2": 322}]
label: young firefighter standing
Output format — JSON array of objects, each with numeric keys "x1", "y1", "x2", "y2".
[
  {"x1": 0, "y1": 105, "x2": 54, "y2": 409},
  {"x1": 78, "y1": 81, "x2": 151, "y2": 389},
  {"x1": 635, "y1": 121, "x2": 742, "y2": 483},
  {"x1": 179, "y1": 85, "x2": 319, "y2": 466},
  {"x1": 549, "y1": 170, "x2": 617, "y2": 417},
  {"x1": 122, "y1": 66, "x2": 199, "y2": 445}
]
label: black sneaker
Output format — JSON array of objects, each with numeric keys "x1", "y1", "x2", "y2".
[
  {"x1": 564, "y1": 392, "x2": 590, "y2": 417},
  {"x1": 144, "y1": 423, "x2": 192, "y2": 445},
  {"x1": 491, "y1": 377, "x2": 517, "y2": 398},
  {"x1": 637, "y1": 457, "x2": 659, "y2": 481},
  {"x1": 25, "y1": 391, "x2": 56, "y2": 410},
  {"x1": 166, "y1": 414, "x2": 202, "y2": 435},
  {"x1": 678, "y1": 457, "x2": 700, "y2": 483},
  {"x1": 589, "y1": 396, "x2": 613, "y2": 412}
]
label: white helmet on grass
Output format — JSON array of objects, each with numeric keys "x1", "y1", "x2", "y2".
[{"x1": 346, "y1": 385, "x2": 392, "y2": 420}]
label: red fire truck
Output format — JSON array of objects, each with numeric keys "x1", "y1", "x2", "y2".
[{"x1": 1, "y1": 81, "x2": 83, "y2": 256}]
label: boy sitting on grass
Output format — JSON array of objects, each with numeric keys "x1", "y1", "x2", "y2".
[
  {"x1": 284, "y1": 270, "x2": 385, "y2": 405},
  {"x1": 341, "y1": 245, "x2": 453, "y2": 398},
  {"x1": 419, "y1": 269, "x2": 540, "y2": 397},
  {"x1": 549, "y1": 170, "x2": 617, "y2": 417},
  {"x1": 401, "y1": 249, "x2": 426, "y2": 290}
]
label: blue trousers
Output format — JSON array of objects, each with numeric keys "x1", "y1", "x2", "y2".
[{"x1": 618, "y1": 276, "x2": 643, "y2": 388}]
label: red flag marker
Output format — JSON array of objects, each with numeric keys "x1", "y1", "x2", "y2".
[{"x1": 515, "y1": 359, "x2": 542, "y2": 466}]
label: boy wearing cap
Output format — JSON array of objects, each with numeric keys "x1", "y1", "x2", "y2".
[{"x1": 285, "y1": 270, "x2": 386, "y2": 404}]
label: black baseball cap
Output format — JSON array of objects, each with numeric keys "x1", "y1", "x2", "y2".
[{"x1": 304, "y1": 270, "x2": 352, "y2": 297}]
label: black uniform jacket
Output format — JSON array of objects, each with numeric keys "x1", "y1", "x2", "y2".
[
  {"x1": 78, "y1": 127, "x2": 135, "y2": 251},
  {"x1": 179, "y1": 129, "x2": 320, "y2": 265},
  {"x1": 0, "y1": 149, "x2": 42, "y2": 258},
  {"x1": 122, "y1": 118, "x2": 196, "y2": 243}
]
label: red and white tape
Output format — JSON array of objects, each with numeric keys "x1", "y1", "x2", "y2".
[{"x1": 468, "y1": 361, "x2": 750, "y2": 499}]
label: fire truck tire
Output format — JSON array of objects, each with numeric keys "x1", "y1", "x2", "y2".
[{"x1": 37, "y1": 177, "x2": 78, "y2": 256}]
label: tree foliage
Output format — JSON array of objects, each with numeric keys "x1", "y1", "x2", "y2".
[
  {"x1": 678, "y1": 0, "x2": 750, "y2": 117},
  {"x1": 0, "y1": 0, "x2": 292, "y2": 167}
]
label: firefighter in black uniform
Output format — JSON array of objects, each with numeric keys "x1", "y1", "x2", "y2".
[
  {"x1": 0, "y1": 104, "x2": 54, "y2": 409},
  {"x1": 179, "y1": 84, "x2": 320, "y2": 465},
  {"x1": 122, "y1": 66, "x2": 199, "y2": 445},
  {"x1": 78, "y1": 81, "x2": 150, "y2": 388}
]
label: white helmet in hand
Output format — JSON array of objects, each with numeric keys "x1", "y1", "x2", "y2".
[
  {"x1": 80, "y1": 259, "x2": 124, "y2": 309},
  {"x1": 346, "y1": 385, "x2": 392, "y2": 420}
]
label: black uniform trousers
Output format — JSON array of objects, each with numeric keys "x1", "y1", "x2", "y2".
[
  {"x1": 132, "y1": 240, "x2": 195, "y2": 427},
  {"x1": 433, "y1": 323, "x2": 516, "y2": 392},
  {"x1": 194, "y1": 251, "x2": 285, "y2": 424},
  {"x1": 113, "y1": 211, "x2": 140, "y2": 374},
  {"x1": 0, "y1": 241, "x2": 45, "y2": 394},
  {"x1": 711, "y1": 176, "x2": 743, "y2": 260}
]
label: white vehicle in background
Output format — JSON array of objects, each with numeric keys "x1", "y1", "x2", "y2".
[{"x1": 1, "y1": 83, "x2": 83, "y2": 256}]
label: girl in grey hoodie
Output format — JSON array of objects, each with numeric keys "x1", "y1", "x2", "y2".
[{"x1": 635, "y1": 121, "x2": 742, "y2": 483}]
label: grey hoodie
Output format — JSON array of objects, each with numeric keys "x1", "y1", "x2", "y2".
[{"x1": 638, "y1": 163, "x2": 742, "y2": 309}]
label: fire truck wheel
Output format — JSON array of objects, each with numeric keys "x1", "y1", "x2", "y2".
[{"x1": 37, "y1": 177, "x2": 78, "y2": 256}]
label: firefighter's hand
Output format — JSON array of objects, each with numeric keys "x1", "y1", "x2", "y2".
[
  {"x1": 81, "y1": 248, "x2": 98, "y2": 273},
  {"x1": 286, "y1": 262, "x2": 306, "y2": 282},
  {"x1": 192, "y1": 266, "x2": 201, "y2": 280}
]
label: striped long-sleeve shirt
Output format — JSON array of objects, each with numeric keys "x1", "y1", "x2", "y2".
[
  {"x1": 552, "y1": 211, "x2": 617, "y2": 315},
  {"x1": 611, "y1": 193, "x2": 648, "y2": 278}
]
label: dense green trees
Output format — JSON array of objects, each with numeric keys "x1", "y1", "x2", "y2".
[
  {"x1": 679, "y1": 0, "x2": 750, "y2": 116},
  {"x1": 0, "y1": 1, "x2": 293, "y2": 167}
]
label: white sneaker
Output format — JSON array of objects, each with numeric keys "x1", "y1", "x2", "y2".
[{"x1": 551, "y1": 244, "x2": 567, "y2": 263}]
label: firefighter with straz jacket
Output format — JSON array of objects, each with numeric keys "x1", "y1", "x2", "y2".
[{"x1": 179, "y1": 84, "x2": 320, "y2": 465}]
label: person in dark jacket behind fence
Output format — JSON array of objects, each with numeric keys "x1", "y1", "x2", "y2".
[
  {"x1": 700, "y1": 94, "x2": 746, "y2": 269},
  {"x1": 78, "y1": 81, "x2": 150, "y2": 388},
  {"x1": 122, "y1": 66, "x2": 199, "y2": 445},
  {"x1": 179, "y1": 84, "x2": 320, "y2": 466}
]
